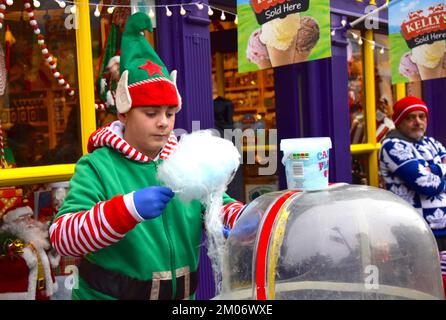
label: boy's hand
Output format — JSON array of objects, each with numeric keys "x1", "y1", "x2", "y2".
[{"x1": 133, "y1": 186, "x2": 175, "y2": 220}]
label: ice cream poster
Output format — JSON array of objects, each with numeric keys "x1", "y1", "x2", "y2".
[
  {"x1": 237, "y1": 0, "x2": 331, "y2": 72},
  {"x1": 389, "y1": 1, "x2": 446, "y2": 83}
]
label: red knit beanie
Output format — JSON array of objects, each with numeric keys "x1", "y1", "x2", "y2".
[{"x1": 392, "y1": 96, "x2": 429, "y2": 127}]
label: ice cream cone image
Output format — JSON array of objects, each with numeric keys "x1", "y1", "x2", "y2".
[
  {"x1": 441, "y1": 53, "x2": 446, "y2": 78},
  {"x1": 293, "y1": 51, "x2": 310, "y2": 64},
  {"x1": 417, "y1": 57, "x2": 444, "y2": 80},
  {"x1": 407, "y1": 74, "x2": 422, "y2": 82},
  {"x1": 293, "y1": 16, "x2": 320, "y2": 64},
  {"x1": 257, "y1": 59, "x2": 272, "y2": 69},
  {"x1": 246, "y1": 29, "x2": 271, "y2": 70},
  {"x1": 399, "y1": 52, "x2": 421, "y2": 82},
  {"x1": 410, "y1": 41, "x2": 446, "y2": 81},
  {"x1": 260, "y1": 13, "x2": 300, "y2": 68},
  {"x1": 266, "y1": 36, "x2": 297, "y2": 67}
]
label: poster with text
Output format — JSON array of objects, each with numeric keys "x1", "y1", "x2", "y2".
[
  {"x1": 389, "y1": 1, "x2": 446, "y2": 84},
  {"x1": 237, "y1": 0, "x2": 331, "y2": 73}
]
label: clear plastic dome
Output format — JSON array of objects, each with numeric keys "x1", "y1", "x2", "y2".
[{"x1": 217, "y1": 184, "x2": 444, "y2": 300}]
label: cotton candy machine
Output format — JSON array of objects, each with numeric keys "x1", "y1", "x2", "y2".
[{"x1": 216, "y1": 184, "x2": 444, "y2": 300}]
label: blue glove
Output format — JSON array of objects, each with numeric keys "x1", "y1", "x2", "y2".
[
  {"x1": 229, "y1": 213, "x2": 260, "y2": 241},
  {"x1": 133, "y1": 186, "x2": 175, "y2": 220}
]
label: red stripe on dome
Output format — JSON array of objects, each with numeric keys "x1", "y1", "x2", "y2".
[{"x1": 255, "y1": 190, "x2": 300, "y2": 300}]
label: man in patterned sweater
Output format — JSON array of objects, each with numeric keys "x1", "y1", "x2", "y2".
[
  {"x1": 379, "y1": 96, "x2": 446, "y2": 250},
  {"x1": 49, "y1": 13, "x2": 244, "y2": 300}
]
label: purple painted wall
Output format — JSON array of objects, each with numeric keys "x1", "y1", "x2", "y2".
[
  {"x1": 157, "y1": 0, "x2": 214, "y2": 133},
  {"x1": 423, "y1": 78, "x2": 446, "y2": 145},
  {"x1": 274, "y1": 13, "x2": 352, "y2": 188}
]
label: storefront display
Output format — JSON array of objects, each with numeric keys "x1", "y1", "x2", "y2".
[{"x1": 0, "y1": 2, "x2": 81, "y2": 168}]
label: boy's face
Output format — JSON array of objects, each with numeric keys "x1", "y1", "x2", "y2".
[{"x1": 120, "y1": 106, "x2": 176, "y2": 158}]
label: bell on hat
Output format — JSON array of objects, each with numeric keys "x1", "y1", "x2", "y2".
[{"x1": 115, "y1": 12, "x2": 182, "y2": 114}]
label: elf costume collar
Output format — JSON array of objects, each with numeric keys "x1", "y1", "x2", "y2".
[
  {"x1": 87, "y1": 120, "x2": 178, "y2": 163},
  {"x1": 115, "y1": 12, "x2": 182, "y2": 114}
]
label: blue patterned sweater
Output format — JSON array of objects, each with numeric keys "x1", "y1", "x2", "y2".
[{"x1": 379, "y1": 130, "x2": 446, "y2": 237}]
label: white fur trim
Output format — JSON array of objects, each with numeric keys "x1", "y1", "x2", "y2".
[
  {"x1": 22, "y1": 247, "x2": 37, "y2": 299},
  {"x1": 3, "y1": 206, "x2": 33, "y2": 224},
  {"x1": 48, "y1": 252, "x2": 61, "y2": 268},
  {"x1": 107, "y1": 55, "x2": 120, "y2": 69},
  {"x1": 116, "y1": 70, "x2": 132, "y2": 114},
  {"x1": 38, "y1": 248, "x2": 57, "y2": 296},
  {"x1": 106, "y1": 90, "x2": 116, "y2": 107}
]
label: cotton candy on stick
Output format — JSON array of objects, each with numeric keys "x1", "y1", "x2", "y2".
[
  {"x1": 157, "y1": 130, "x2": 241, "y2": 294},
  {"x1": 157, "y1": 130, "x2": 240, "y2": 202}
]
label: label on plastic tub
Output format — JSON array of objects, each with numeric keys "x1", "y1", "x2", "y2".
[{"x1": 280, "y1": 138, "x2": 332, "y2": 190}]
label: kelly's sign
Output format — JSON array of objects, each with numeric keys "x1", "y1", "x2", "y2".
[
  {"x1": 401, "y1": 3, "x2": 446, "y2": 48},
  {"x1": 251, "y1": 0, "x2": 309, "y2": 25}
]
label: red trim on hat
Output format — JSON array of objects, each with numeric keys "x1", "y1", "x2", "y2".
[{"x1": 128, "y1": 79, "x2": 179, "y2": 108}]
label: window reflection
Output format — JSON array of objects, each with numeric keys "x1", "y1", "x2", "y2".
[
  {"x1": 374, "y1": 33, "x2": 395, "y2": 143},
  {"x1": 348, "y1": 30, "x2": 366, "y2": 144},
  {"x1": 352, "y1": 154, "x2": 369, "y2": 185},
  {"x1": 0, "y1": 4, "x2": 81, "y2": 167}
]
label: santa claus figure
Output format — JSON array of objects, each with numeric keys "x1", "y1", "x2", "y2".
[{"x1": 0, "y1": 204, "x2": 60, "y2": 300}]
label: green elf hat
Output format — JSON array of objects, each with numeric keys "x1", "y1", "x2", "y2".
[{"x1": 115, "y1": 12, "x2": 182, "y2": 114}]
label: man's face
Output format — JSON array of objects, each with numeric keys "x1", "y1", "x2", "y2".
[
  {"x1": 121, "y1": 106, "x2": 176, "y2": 158},
  {"x1": 397, "y1": 110, "x2": 427, "y2": 141}
]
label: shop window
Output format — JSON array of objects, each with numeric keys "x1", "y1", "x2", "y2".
[
  {"x1": 348, "y1": 30, "x2": 366, "y2": 145},
  {"x1": 0, "y1": 181, "x2": 81, "y2": 299},
  {"x1": 349, "y1": 30, "x2": 404, "y2": 187},
  {"x1": 211, "y1": 18, "x2": 278, "y2": 202},
  {"x1": 351, "y1": 154, "x2": 369, "y2": 185},
  {"x1": 406, "y1": 81, "x2": 423, "y2": 99},
  {"x1": 212, "y1": 51, "x2": 278, "y2": 203},
  {"x1": 0, "y1": 3, "x2": 81, "y2": 168},
  {"x1": 374, "y1": 33, "x2": 395, "y2": 144}
]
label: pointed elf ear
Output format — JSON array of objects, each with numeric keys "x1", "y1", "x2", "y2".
[
  {"x1": 170, "y1": 70, "x2": 182, "y2": 113},
  {"x1": 116, "y1": 70, "x2": 132, "y2": 114}
]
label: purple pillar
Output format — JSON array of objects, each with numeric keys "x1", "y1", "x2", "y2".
[
  {"x1": 156, "y1": 0, "x2": 215, "y2": 300},
  {"x1": 274, "y1": 64, "x2": 304, "y2": 190},
  {"x1": 423, "y1": 78, "x2": 446, "y2": 146},
  {"x1": 326, "y1": 13, "x2": 352, "y2": 184},
  {"x1": 156, "y1": 0, "x2": 214, "y2": 132}
]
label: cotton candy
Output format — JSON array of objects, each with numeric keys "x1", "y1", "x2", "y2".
[
  {"x1": 157, "y1": 129, "x2": 241, "y2": 294},
  {"x1": 157, "y1": 130, "x2": 240, "y2": 203}
]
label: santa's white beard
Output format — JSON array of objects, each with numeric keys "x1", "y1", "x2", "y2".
[{"x1": 1, "y1": 220, "x2": 50, "y2": 250}]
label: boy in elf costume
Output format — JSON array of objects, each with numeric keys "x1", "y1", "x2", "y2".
[{"x1": 49, "y1": 13, "x2": 244, "y2": 300}]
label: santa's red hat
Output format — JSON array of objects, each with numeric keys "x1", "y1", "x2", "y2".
[
  {"x1": 392, "y1": 96, "x2": 429, "y2": 127},
  {"x1": 2, "y1": 204, "x2": 33, "y2": 224}
]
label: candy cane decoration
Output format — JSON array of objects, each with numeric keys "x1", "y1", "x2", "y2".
[
  {"x1": 0, "y1": 0, "x2": 5, "y2": 30},
  {"x1": 22, "y1": 0, "x2": 76, "y2": 98},
  {"x1": 0, "y1": 119, "x2": 6, "y2": 169}
]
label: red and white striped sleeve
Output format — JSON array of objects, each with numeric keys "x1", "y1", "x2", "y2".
[
  {"x1": 220, "y1": 201, "x2": 245, "y2": 229},
  {"x1": 49, "y1": 193, "x2": 143, "y2": 257}
]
